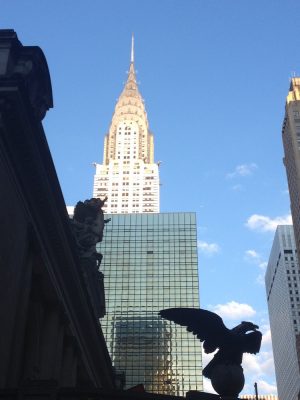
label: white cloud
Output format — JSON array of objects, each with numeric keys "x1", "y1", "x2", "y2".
[
  {"x1": 244, "y1": 250, "x2": 268, "y2": 285},
  {"x1": 245, "y1": 250, "x2": 267, "y2": 270},
  {"x1": 242, "y1": 337, "x2": 277, "y2": 395},
  {"x1": 243, "y1": 353, "x2": 262, "y2": 375},
  {"x1": 243, "y1": 351, "x2": 275, "y2": 378},
  {"x1": 197, "y1": 240, "x2": 220, "y2": 255},
  {"x1": 262, "y1": 329, "x2": 272, "y2": 346},
  {"x1": 245, "y1": 214, "x2": 292, "y2": 232},
  {"x1": 211, "y1": 301, "x2": 256, "y2": 320},
  {"x1": 203, "y1": 377, "x2": 217, "y2": 394},
  {"x1": 66, "y1": 205, "x2": 75, "y2": 217},
  {"x1": 256, "y1": 379, "x2": 277, "y2": 394},
  {"x1": 256, "y1": 273, "x2": 265, "y2": 286},
  {"x1": 259, "y1": 261, "x2": 268, "y2": 269},
  {"x1": 245, "y1": 249, "x2": 260, "y2": 260},
  {"x1": 227, "y1": 163, "x2": 258, "y2": 179}
]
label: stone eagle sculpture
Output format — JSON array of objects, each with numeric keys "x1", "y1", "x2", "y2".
[{"x1": 159, "y1": 308, "x2": 262, "y2": 397}]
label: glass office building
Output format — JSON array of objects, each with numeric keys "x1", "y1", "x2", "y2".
[{"x1": 98, "y1": 212, "x2": 202, "y2": 395}]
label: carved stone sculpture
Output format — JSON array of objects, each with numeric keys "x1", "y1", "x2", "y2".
[
  {"x1": 70, "y1": 197, "x2": 110, "y2": 265},
  {"x1": 70, "y1": 198, "x2": 110, "y2": 319},
  {"x1": 159, "y1": 308, "x2": 262, "y2": 397}
]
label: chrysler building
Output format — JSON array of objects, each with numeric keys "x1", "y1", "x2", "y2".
[{"x1": 93, "y1": 37, "x2": 160, "y2": 213}]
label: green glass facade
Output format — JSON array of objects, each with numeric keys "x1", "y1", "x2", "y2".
[{"x1": 98, "y1": 212, "x2": 202, "y2": 395}]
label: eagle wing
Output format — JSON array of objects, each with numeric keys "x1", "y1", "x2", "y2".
[
  {"x1": 240, "y1": 330, "x2": 262, "y2": 354},
  {"x1": 159, "y1": 308, "x2": 231, "y2": 353}
]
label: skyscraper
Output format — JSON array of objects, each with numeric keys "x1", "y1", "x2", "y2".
[
  {"x1": 282, "y1": 77, "x2": 300, "y2": 256},
  {"x1": 93, "y1": 36, "x2": 159, "y2": 214},
  {"x1": 265, "y1": 225, "x2": 300, "y2": 400},
  {"x1": 98, "y1": 213, "x2": 203, "y2": 395},
  {"x1": 94, "y1": 38, "x2": 202, "y2": 395}
]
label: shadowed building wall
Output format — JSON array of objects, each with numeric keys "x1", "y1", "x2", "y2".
[{"x1": 0, "y1": 29, "x2": 115, "y2": 396}]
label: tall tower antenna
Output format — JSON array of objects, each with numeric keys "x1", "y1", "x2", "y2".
[{"x1": 131, "y1": 33, "x2": 134, "y2": 64}]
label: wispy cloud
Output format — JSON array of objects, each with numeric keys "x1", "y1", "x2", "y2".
[
  {"x1": 244, "y1": 249, "x2": 268, "y2": 285},
  {"x1": 242, "y1": 325, "x2": 276, "y2": 395},
  {"x1": 256, "y1": 273, "x2": 265, "y2": 285},
  {"x1": 243, "y1": 352, "x2": 275, "y2": 375},
  {"x1": 245, "y1": 213, "x2": 292, "y2": 232},
  {"x1": 245, "y1": 250, "x2": 267, "y2": 270},
  {"x1": 197, "y1": 240, "x2": 220, "y2": 255},
  {"x1": 231, "y1": 184, "x2": 244, "y2": 191},
  {"x1": 226, "y1": 163, "x2": 258, "y2": 179},
  {"x1": 211, "y1": 301, "x2": 256, "y2": 320},
  {"x1": 255, "y1": 380, "x2": 277, "y2": 394},
  {"x1": 197, "y1": 225, "x2": 208, "y2": 234},
  {"x1": 262, "y1": 328, "x2": 272, "y2": 346}
]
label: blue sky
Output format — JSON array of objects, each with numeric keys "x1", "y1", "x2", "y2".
[{"x1": 2, "y1": 0, "x2": 300, "y2": 395}]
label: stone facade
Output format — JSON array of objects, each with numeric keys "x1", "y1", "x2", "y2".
[{"x1": 0, "y1": 29, "x2": 115, "y2": 398}]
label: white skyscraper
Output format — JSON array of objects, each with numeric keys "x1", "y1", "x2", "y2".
[
  {"x1": 265, "y1": 225, "x2": 300, "y2": 400},
  {"x1": 282, "y1": 77, "x2": 300, "y2": 257},
  {"x1": 93, "y1": 36, "x2": 160, "y2": 213}
]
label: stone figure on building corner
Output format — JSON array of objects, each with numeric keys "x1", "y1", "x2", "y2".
[
  {"x1": 159, "y1": 308, "x2": 262, "y2": 398},
  {"x1": 71, "y1": 197, "x2": 111, "y2": 266},
  {"x1": 70, "y1": 197, "x2": 110, "y2": 319}
]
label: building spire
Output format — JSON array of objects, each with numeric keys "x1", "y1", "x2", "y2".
[{"x1": 131, "y1": 33, "x2": 134, "y2": 64}]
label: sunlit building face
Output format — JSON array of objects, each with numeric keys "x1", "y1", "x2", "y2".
[{"x1": 93, "y1": 36, "x2": 159, "y2": 214}]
